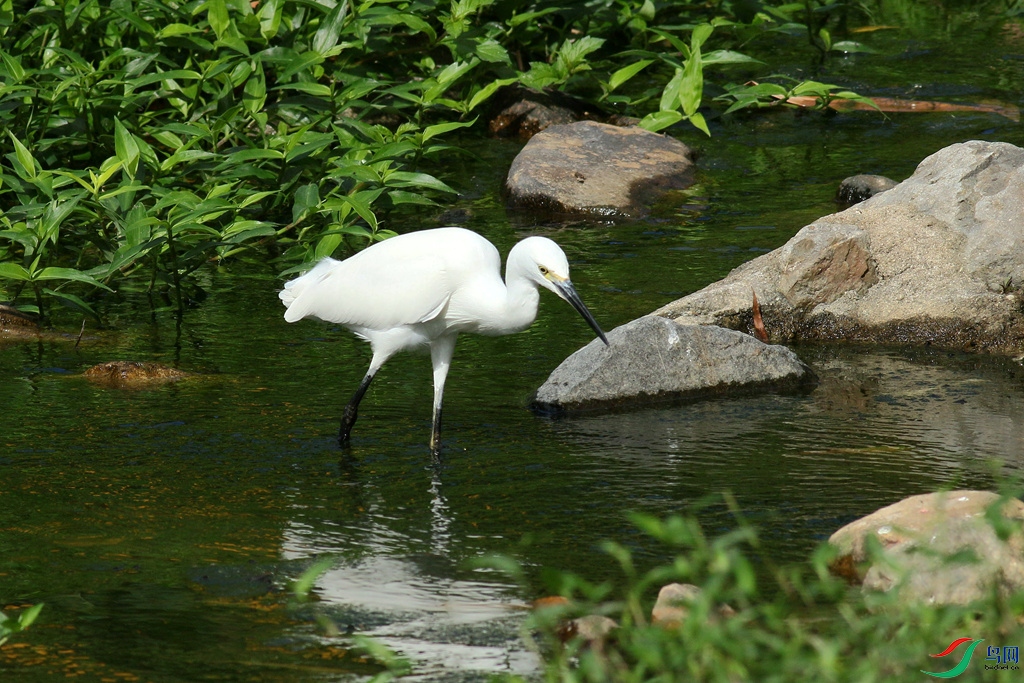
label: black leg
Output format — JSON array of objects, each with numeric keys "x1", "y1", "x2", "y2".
[{"x1": 340, "y1": 371, "x2": 375, "y2": 447}]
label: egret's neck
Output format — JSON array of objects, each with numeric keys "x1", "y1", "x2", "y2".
[{"x1": 499, "y1": 246, "x2": 542, "y2": 333}]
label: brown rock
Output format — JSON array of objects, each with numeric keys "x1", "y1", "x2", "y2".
[
  {"x1": 0, "y1": 305, "x2": 40, "y2": 339},
  {"x1": 505, "y1": 121, "x2": 695, "y2": 219},
  {"x1": 829, "y1": 490, "x2": 1024, "y2": 605},
  {"x1": 651, "y1": 583, "x2": 736, "y2": 628}
]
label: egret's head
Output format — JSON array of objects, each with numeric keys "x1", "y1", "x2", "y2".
[
  {"x1": 513, "y1": 236, "x2": 609, "y2": 346},
  {"x1": 516, "y1": 236, "x2": 572, "y2": 293}
]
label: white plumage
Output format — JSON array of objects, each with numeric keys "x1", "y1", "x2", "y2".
[{"x1": 280, "y1": 227, "x2": 607, "y2": 454}]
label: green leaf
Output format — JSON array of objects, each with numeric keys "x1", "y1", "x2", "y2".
[
  {"x1": 41, "y1": 196, "x2": 82, "y2": 244},
  {"x1": 0, "y1": 262, "x2": 31, "y2": 281},
  {"x1": 131, "y1": 69, "x2": 203, "y2": 87},
  {"x1": 312, "y1": 1, "x2": 349, "y2": 57},
  {"x1": 314, "y1": 231, "x2": 345, "y2": 258},
  {"x1": 468, "y1": 77, "x2": 516, "y2": 111},
  {"x1": 242, "y1": 59, "x2": 266, "y2": 115},
  {"x1": 37, "y1": 267, "x2": 113, "y2": 290},
  {"x1": 239, "y1": 190, "x2": 277, "y2": 208},
  {"x1": 384, "y1": 171, "x2": 455, "y2": 194},
  {"x1": 422, "y1": 117, "x2": 476, "y2": 144},
  {"x1": 338, "y1": 78, "x2": 382, "y2": 104},
  {"x1": 818, "y1": 27, "x2": 832, "y2": 53},
  {"x1": 160, "y1": 150, "x2": 217, "y2": 171},
  {"x1": 608, "y1": 59, "x2": 653, "y2": 92},
  {"x1": 425, "y1": 60, "x2": 477, "y2": 101},
  {"x1": 8, "y1": 132, "x2": 37, "y2": 180},
  {"x1": 222, "y1": 148, "x2": 284, "y2": 165},
  {"x1": 276, "y1": 81, "x2": 331, "y2": 97},
  {"x1": 257, "y1": 0, "x2": 282, "y2": 39},
  {"x1": 0, "y1": 49, "x2": 25, "y2": 82},
  {"x1": 279, "y1": 51, "x2": 324, "y2": 80},
  {"x1": 638, "y1": 110, "x2": 683, "y2": 132},
  {"x1": 17, "y1": 604, "x2": 44, "y2": 631},
  {"x1": 649, "y1": 27, "x2": 688, "y2": 56},
  {"x1": 386, "y1": 190, "x2": 437, "y2": 207},
  {"x1": 339, "y1": 191, "x2": 380, "y2": 231},
  {"x1": 508, "y1": 7, "x2": 559, "y2": 28},
  {"x1": 206, "y1": 0, "x2": 230, "y2": 40},
  {"x1": 156, "y1": 23, "x2": 201, "y2": 38},
  {"x1": 292, "y1": 183, "x2": 320, "y2": 223},
  {"x1": 679, "y1": 47, "x2": 703, "y2": 116},
  {"x1": 475, "y1": 39, "x2": 510, "y2": 64},
  {"x1": 556, "y1": 36, "x2": 605, "y2": 75},
  {"x1": 42, "y1": 289, "x2": 99, "y2": 318},
  {"x1": 702, "y1": 50, "x2": 763, "y2": 66},
  {"x1": 114, "y1": 119, "x2": 141, "y2": 179},
  {"x1": 688, "y1": 111, "x2": 711, "y2": 137},
  {"x1": 152, "y1": 130, "x2": 184, "y2": 149},
  {"x1": 691, "y1": 23, "x2": 714, "y2": 52},
  {"x1": 660, "y1": 67, "x2": 685, "y2": 112},
  {"x1": 223, "y1": 220, "x2": 275, "y2": 240}
]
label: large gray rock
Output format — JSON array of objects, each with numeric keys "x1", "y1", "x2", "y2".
[
  {"x1": 829, "y1": 491, "x2": 1024, "y2": 605},
  {"x1": 505, "y1": 121, "x2": 695, "y2": 219},
  {"x1": 654, "y1": 140, "x2": 1024, "y2": 354},
  {"x1": 530, "y1": 316, "x2": 815, "y2": 415}
]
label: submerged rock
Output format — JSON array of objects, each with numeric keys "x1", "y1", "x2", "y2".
[
  {"x1": 84, "y1": 361, "x2": 188, "y2": 388},
  {"x1": 530, "y1": 316, "x2": 815, "y2": 415},
  {"x1": 654, "y1": 140, "x2": 1024, "y2": 355},
  {"x1": 828, "y1": 490, "x2": 1024, "y2": 605},
  {"x1": 505, "y1": 121, "x2": 695, "y2": 219}
]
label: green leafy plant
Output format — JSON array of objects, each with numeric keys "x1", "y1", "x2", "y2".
[
  {"x1": 482, "y1": 493, "x2": 1024, "y2": 682},
  {"x1": 0, "y1": 0, "x2": 885, "y2": 321}
]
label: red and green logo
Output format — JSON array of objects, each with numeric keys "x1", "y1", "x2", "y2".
[{"x1": 921, "y1": 638, "x2": 984, "y2": 678}]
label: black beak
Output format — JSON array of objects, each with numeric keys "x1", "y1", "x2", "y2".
[{"x1": 554, "y1": 279, "x2": 609, "y2": 346}]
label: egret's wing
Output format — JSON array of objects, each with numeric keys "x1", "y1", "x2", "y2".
[{"x1": 281, "y1": 253, "x2": 452, "y2": 329}]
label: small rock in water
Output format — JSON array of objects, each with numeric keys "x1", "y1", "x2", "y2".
[
  {"x1": 651, "y1": 583, "x2": 736, "y2": 628},
  {"x1": 836, "y1": 174, "x2": 898, "y2": 208},
  {"x1": 0, "y1": 305, "x2": 40, "y2": 338}
]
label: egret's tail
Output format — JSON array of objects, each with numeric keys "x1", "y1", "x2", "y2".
[{"x1": 279, "y1": 258, "x2": 338, "y2": 323}]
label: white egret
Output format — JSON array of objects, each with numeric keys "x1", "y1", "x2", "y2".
[{"x1": 279, "y1": 227, "x2": 608, "y2": 453}]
